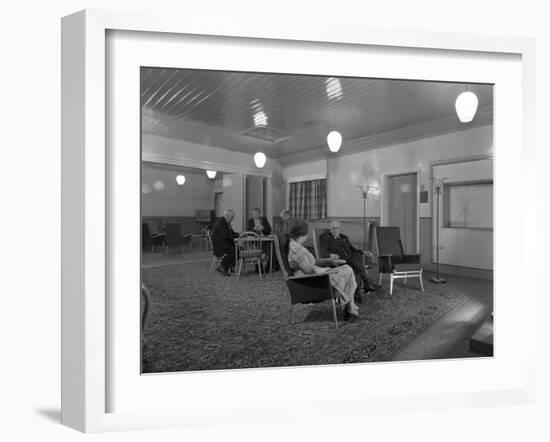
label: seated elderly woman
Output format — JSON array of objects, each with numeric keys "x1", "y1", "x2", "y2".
[{"x1": 287, "y1": 220, "x2": 360, "y2": 318}]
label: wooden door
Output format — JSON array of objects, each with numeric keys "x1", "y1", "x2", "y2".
[{"x1": 387, "y1": 173, "x2": 417, "y2": 252}]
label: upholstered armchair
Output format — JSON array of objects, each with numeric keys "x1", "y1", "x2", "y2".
[
  {"x1": 375, "y1": 226, "x2": 424, "y2": 295},
  {"x1": 164, "y1": 223, "x2": 192, "y2": 252},
  {"x1": 274, "y1": 233, "x2": 340, "y2": 328}
]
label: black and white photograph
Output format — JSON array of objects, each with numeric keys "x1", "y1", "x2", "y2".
[
  {"x1": 139, "y1": 67, "x2": 494, "y2": 373},
  {"x1": 4, "y1": 0, "x2": 547, "y2": 439}
]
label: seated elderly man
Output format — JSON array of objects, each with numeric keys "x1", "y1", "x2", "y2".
[
  {"x1": 211, "y1": 209, "x2": 239, "y2": 276},
  {"x1": 278, "y1": 209, "x2": 296, "y2": 234},
  {"x1": 247, "y1": 207, "x2": 272, "y2": 236},
  {"x1": 319, "y1": 220, "x2": 381, "y2": 303}
]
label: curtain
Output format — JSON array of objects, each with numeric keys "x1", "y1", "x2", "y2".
[{"x1": 289, "y1": 179, "x2": 327, "y2": 220}]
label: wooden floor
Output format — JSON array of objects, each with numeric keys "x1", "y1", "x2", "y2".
[{"x1": 141, "y1": 248, "x2": 494, "y2": 360}]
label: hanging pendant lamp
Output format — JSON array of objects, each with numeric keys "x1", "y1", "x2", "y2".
[
  {"x1": 254, "y1": 152, "x2": 267, "y2": 168},
  {"x1": 455, "y1": 86, "x2": 478, "y2": 123},
  {"x1": 327, "y1": 131, "x2": 342, "y2": 152}
]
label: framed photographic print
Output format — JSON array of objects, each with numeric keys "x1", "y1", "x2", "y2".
[{"x1": 61, "y1": 9, "x2": 537, "y2": 432}]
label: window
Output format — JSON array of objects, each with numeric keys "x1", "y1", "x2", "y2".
[
  {"x1": 443, "y1": 181, "x2": 493, "y2": 229},
  {"x1": 289, "y1": 178, "x2": 327, "y2": 220}
]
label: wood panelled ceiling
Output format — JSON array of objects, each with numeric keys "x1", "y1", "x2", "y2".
[{"x1": 141, "y1": 67, "x2": 493, "y2": 163}]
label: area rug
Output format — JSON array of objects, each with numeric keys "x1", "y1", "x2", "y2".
[{"x1": 141, "y1": 262, "x2": 468, "y2": 373}]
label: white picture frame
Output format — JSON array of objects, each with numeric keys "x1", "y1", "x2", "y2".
[{"x1": 61, "y1": 9, "x2": 537, "y2": 433}]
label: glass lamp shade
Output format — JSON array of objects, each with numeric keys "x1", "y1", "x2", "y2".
[
  {"x1": 455, "y1": 91, "x2": 478, "y2": 123},
  {"x1": 206, "y1": 170, "x2": 217, "y2": 179},
  {"x1": 327, "y1": 131, "x2": 342, "y2": 152},
  {"x1": 176, "y1": 175, "x2": 186, "y2": 185},
  {"x1": 254, "y1": 152, "x2": 267, "y2": 168}
]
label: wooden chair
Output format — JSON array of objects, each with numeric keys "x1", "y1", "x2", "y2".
[
  {"x1": 236, "y1": 231, "x2": 264, "y2": 280},
  {"x1": 375, "y1": 226, "x2": 424, "y2": 295},
  {"x1": 201, "y1": 226, "x2": 212, "y2": 251},
  {"x1": 274, "y1": 233, "x2": 340, "y2": 328},
  {"x1": 206, "y1": 229, "x2": 225, "y2": 273}
]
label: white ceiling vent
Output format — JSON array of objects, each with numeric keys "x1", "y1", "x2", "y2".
[{"x1": 241, "y1": 126, "x2": 292, "y2": 143}]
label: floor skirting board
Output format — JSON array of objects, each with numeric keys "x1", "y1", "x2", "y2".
[{"x1": 421, "y1": 262, "x2": 493, "y2": 280}]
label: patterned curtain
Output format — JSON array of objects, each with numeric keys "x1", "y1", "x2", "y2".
[{"x1": 289, "y1": 179, "x2": 327, "y2": 220}]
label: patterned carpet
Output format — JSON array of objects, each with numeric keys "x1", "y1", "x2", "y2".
[{"x1": 141, "y1": 262, "x2": 468, "y2": 373}]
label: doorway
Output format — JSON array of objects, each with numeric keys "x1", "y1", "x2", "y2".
[
  {"x1": 245, "y1": 175, "x2": 265, "y2": 220},
  {"x1": 386, "y1": 172, "x2": 418, "y2": 253}
]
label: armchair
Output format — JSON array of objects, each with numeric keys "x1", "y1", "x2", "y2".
[
  {"x1": 164, "y1": 223, "x2": 192, "y2": 252},
  {"x1": 375, "y1": 226, "x2": 424, "y2": 295},
  {"x1": 141, "y1": 222, "x2": 152, "y2": 252},
  {"x1": 274, "y1": 233, "x2": 340, "y2": 328}
]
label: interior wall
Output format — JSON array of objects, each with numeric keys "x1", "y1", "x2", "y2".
[
  {"x1": 142, "y1": 132, "x2": 284, "y2": 225},
  {"x1": 281, "y1": 125, "x2": 493, "y2": 272},
  {"x1": 433, "y1": 159, "x2": 493, "y2": 270},
  {"x1": 326, "y1": 125, "x2": 493, "y2": 218},
  {"x1": 142, "y1": 133, "x2": 272, "y2": 173},
  {"x1": 141, "y1": 164, "x2": 214, "y2": 217},
  {"x1": 282, "y1": 159, "x2": 327, "y2": 182}
]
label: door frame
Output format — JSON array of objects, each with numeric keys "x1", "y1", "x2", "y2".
[
  {"x1": 380, "y1": 168, "x2": 420, "y2": 254},
  {"x1": 244, "y1": 174, "x2": 273, "y2": 228}
]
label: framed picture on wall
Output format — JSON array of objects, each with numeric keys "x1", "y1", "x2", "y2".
[{"x1": 61, "y1": 9, "x2": 537, "y2": 433}]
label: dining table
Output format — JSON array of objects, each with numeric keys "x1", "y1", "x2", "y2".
[{"x1": 234, "y1": 234, "x2": 275, "y2": 275}]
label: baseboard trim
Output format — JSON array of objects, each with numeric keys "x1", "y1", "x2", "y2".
[{"x1": 421, "y1": 262, "x2": 493, "y2": 280}]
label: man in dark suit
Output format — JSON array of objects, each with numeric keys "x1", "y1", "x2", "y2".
[
  {"x1": 278, "y1": 209, "x2": 296, "y2": 234},
  {"x1": 211, "y1": 209, "x2": 239, "y2": 276},
  {"x1": 319, "y1": 220, "x2": 380, "y2": 302}
]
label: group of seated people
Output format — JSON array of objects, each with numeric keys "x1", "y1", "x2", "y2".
[
  {"x1": 211, "y1": 207, "x2": 275, "y2": 276},
  {"x1": 287, "y1": 219, "x2": 380, "y2": 318},
  {"x1": 211, "y1": 207, "x2": 380, "y2": 318},
  {"x1": 318, "y1": 220, "x2": 381, "y2": 303}
]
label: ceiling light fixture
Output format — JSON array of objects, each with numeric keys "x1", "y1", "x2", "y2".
[
  {"x1": 254, "y1": 152, "x2": 267, "y2": 168},
  {"x1": 455, "y1": 86, "x2": 478, "y2": 123},
  {"x1": 251, "y1": 99, "x2": 268, "y2": 127},
  {"x1": 325, "y1": 77, "x2": 343, "y2": 100},
  {"x1": 206, "y1": 170, "x2": 217, "y2": 179},
  {"x1": 327, "y1": 131, "x2": 342, "y2": 152},
  {"x1": 176, "y1": 175, "x2": 186, "y2": 185}
]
